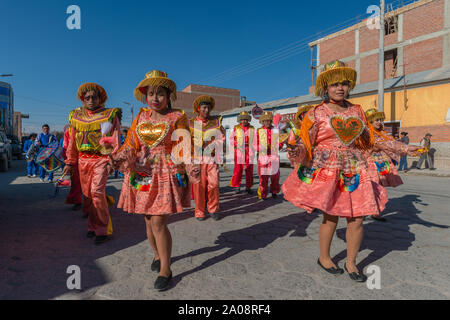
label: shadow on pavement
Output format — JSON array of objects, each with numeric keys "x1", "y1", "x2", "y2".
[
  {"x1": 333, "y1": 194, "x2": 449, "y2": 270},
  {"x1": 169, "y1": 211, "x2": 319, "y2": 288},
  {"x1": 0, "y1": 168, "x2": 147, "y2": 300}
]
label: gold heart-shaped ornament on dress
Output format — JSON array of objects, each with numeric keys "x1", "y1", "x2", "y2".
[
  {"x1": 136, "y1": 122, "x2": 170, "y2": 150},
  {"x1": 330, "y1": 116, "x2": 364, "y2": 146}
]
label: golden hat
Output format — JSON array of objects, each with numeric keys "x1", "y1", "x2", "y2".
[
  {"x1": 259, "y1": 111, "x2": 273, "y2": 123},
  {"x1": 365, "y1": 108, "x2": 386, "y2": 123},
  {"x1": 193, "y1": 95, "x2": 215, "y2": 114},
  {"x1": 77, "y1": 83, "x2": 108, "y2": 106},
  {"x1": 237, "y1": 111, "x2": 252, "y2": 122},
  {"x1": 296, "y1": 105, "x2": 314, "y2": 121},
  {"x1": 315, "y1": 60, "x2": 357, "y2": 97},
  {"x1": 134, "y1": 70, "x2": 177, "y2": 103}
]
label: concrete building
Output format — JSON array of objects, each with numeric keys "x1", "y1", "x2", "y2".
[
  {"x1": 221, "y1": 0, "x2": 450, "y2": 168},
  {"x1": 0, "y1": 81, "x2": 14, "y2": 135},
  {"x1": 13, "y1": 112, "x2": 29, "y2": 140},
  {"x1": 173, "y1": 84, "x2": 241, "y2": 118},
  {"x1": 308, "y1": 0, "x2": 450, "y2": 140}
]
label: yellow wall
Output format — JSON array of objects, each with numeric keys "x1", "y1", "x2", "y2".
[{"x1": 348, "y1": 83, "x2": 450, "y2": 126}]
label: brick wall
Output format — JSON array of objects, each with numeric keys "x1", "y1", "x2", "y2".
[
  {"x1": 173, "y1": 86, "x2": 241, "y2": 119},
  {"x1": 403, "y1": 0, "x2": 445, "y2": 40},
  {"x1": 319, "y1": 31, "x2": 355, "y2": 64},
  {"x1": 401, "y1": 124, "x2": 450, "y2": 142},
  {"x1": 360, "y1": 54, "x2": 379, "y2": 83},
  {"x1": 404, "y1": 36, "x2": 443, "y2": 74},
  {"x1": 359, "y1": 26, "x2": 378, "y2": 53}
]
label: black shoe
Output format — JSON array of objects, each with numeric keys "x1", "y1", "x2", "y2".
[
  {"x1": 272, "y1": 193, "x2": 278, "y2": 198},
  {"x1": 210, "y1": 212, "x2": 220, "y2": 221},
  {"x1": 151, "y1": 259, "x2": 161, "y2": 273},
  {"x1": 196, "y1": 217, "x2": 206, "y2": 221},
  {"x1": 370, "y1": 215, "x2": 387, "y2": 222},
  {"x1": 72, "y1": 203, "x2": 82, "y2": 211},
  {"x1": 246, "y1": 188, "x2": 253, "y2": 195},
  {"x1": 86, "y1": 231, "x2": 95, "y2": 238},
  {"x1": 154, "y1": 273, "x2": 172, "y2": 291},
  {"x1": 317, "y1": 258, "x2": 344, "y2": 275},
  {"x1": 344, "y1": 263, "x2": 366, "y2": 282},
  {"x1": 82, "y1": 213, "x2": 89, "y2": 219},
  {"x1": 95, "y1": 235, "x2": 109, "y2": 245},
  {"x1": 430, "y1": 168, "x2": 436, "y2": 171},
  {"x1": 234, "y1": 188, "x2": 241, "y2": 194}
]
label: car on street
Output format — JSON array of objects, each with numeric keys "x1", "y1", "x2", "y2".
[
  {"x1": 0, "y1": 130, "x2": 12, "y2": 172},
  {"x1": 7, "y1": 134, "x2": 23, "y2": 160}
]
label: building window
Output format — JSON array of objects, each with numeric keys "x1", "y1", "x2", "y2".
[
  {"x1": 385, "y1": 15, "x2": 398, "y2": 35},
  {"x1": 385, "y1": 49, "x2": 398, "y2": 79}
]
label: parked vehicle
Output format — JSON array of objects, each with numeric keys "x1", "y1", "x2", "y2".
[
  {"x1": 7, "y1": 134, "x2": 23, "y2": 160},
  {"x1": 0, "y1": 130, "x2": 12, "y2": 172}
]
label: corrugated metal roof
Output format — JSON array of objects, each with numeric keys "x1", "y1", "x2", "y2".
[{"x1": 221, "y1": 65, "x2": 450, "y2": 117}]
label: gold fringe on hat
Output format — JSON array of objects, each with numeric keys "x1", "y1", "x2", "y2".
[
  {"x1": 237, "y1": 111, "x2": 252, "y2": 122},
  {"x1": 315, "y1": 60, "x2": 357, "y2": 97},
  {"x1": 77, "y1": 83, "x2": 108, "y2": 106},
  {"x1": 193, "y1": 95, "x2": 215, "y2": 114},
  {"x1": 259, "y1": 111, "x2": 273, "y2": 123},
  {"x1": 134, "y1": 70, "x2": 177, "y2": 103},
  {"x1": 365, "y1": 108, "x2": 386, "y2": 123}
]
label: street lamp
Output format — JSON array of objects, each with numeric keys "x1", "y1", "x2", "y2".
[{"x1": 123, "y1": 101, "x2": 134, "y2": 125}]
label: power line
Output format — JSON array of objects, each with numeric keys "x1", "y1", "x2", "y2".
[{"x1": 198, "y1": 13, "x2": 367, "y2": 85}]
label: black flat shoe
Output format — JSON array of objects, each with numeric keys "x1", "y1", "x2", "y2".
[
  {"x1": 86, "y1": 231, "x2": 95, "y2": 238},
  {"x1": 246, "y1": 188, "x2": 253, "y2": 195},
  {"x1": 151, "y1": 259, "x2": 161, "y2": 273},
  {"x1": 370, "y1": 215, "x2": 387, "y2": 222},
  {"x1": 154, "y1": 273, "x2": 172, "y2": 291},
  {"x1": 234, "y1": 188, "x2": 241, "y2": 194},
  {"x1": 95, "y1": 235, "x2": 109, "y2": 245},
  {"x1": 344, "y1": 263, "x2": 367, "y2": 282},
  {"x1": 317, "y1": 258, "x2": 344, "y2": 275},
  {"x1": 72, "y1": 203, "x2": 82, "y2": 211},
  {"x1": 210, "y1": 213, "x2": 220, "y2": 221}
]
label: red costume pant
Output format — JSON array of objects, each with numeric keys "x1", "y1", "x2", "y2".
[
  {"x1": 192, "y1": 163, "x2": 220, "y2": 218},
  {"x1": 231, "y1": 164, "x2": 254, "y2": 189},
  {"x1": 78, "y1": 156, "x2": 113, "y2": 236},
  {"x1": 258, "y1": 164, "x2": 280, "y2": 199},
  {"x1": 65, "y1": 164, "x2": 82, "y2": 202}
]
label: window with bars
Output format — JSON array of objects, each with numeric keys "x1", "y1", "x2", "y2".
[{"x1": 385, "y1": 15, "x2": 398, "y2": 35}]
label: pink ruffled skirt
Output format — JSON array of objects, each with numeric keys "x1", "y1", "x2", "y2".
[{"x1": 282, "y1": 166, "x2": 388, "y2": 218}]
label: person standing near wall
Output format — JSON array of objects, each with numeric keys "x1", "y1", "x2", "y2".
[
  {"x1": 415, "y1": 133, "x2": 435, "y2": 170},
  {"x1": 398, "y1": 132, "x2": 410, "y2": 172}
]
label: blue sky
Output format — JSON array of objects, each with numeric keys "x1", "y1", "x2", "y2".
[{"x1": 1, "y1": 0, "x2": 382, "y2": 132}]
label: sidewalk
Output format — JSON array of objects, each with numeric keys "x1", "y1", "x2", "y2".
[{"x1": 400, "y1": 168, "x2": 450, "y2": 178}]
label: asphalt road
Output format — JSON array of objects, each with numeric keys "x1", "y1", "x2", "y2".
[{"x1": 0, "y1": 160, "x2": 449, "y2": 300}]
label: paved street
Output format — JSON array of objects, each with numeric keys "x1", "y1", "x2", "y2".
[{"x1": 0, "y1": 160, "x2": 449, "y2": 300}]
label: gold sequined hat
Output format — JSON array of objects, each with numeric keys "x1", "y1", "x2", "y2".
[
  {"x1": 237, "y1": 111, "x2": 252, "y2": 122},
  {"x1": 134, "y1": 70, "x2": 177, "y2": 103},
  {"x1": 315, "y1": 60, "x2": 357, "y2": 97},
  {"x1": 77, "y1": 83, "x2": 108, "y2": 106},
  {"x1": 259, "y1": 111, "x2": 273, "y2": 123},
  {"x1": 365, "y1": 108, "x2": 386, "y2": 123},
  {"x1": 193, "y1": 95, "x2": 215, "y2": 114}
]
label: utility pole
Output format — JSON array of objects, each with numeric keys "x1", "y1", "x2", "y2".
[
  {"x1": 378, "y1": 0, "x2": 385, "y2": 112},
  {"x1": 123, "y1": 101, "x2": 133, "y2": 126}
]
